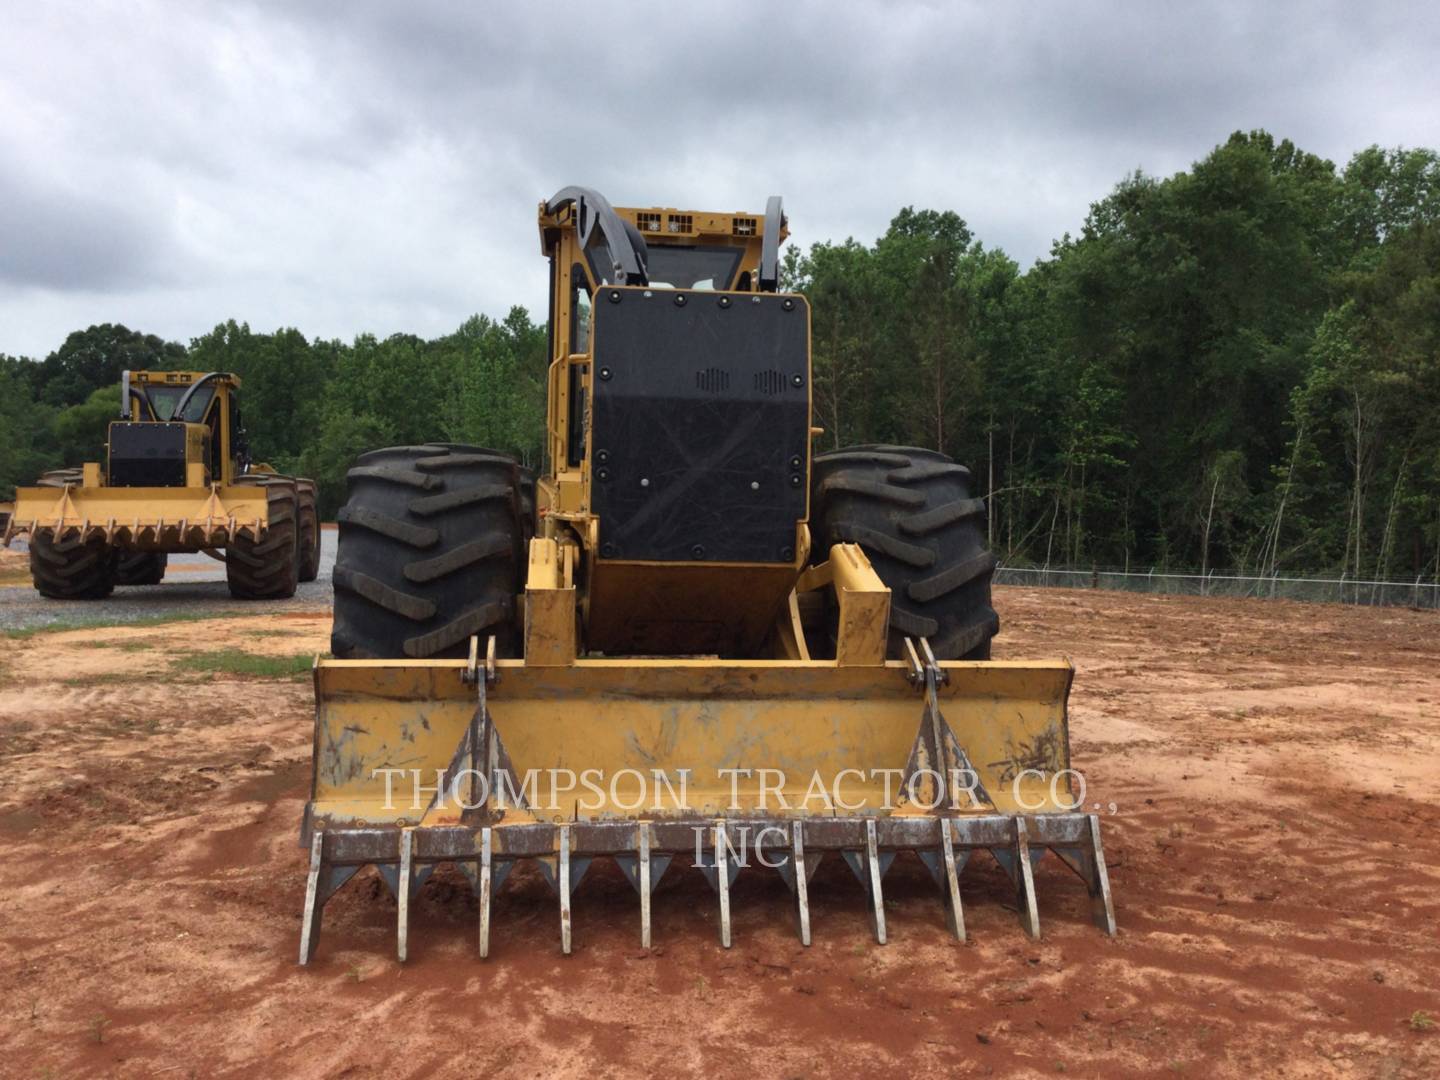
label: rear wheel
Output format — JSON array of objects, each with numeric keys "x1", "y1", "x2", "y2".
[
  {"x1": 29, "y1": 529, "x2": 116, "y2": 599},
  {"x1": 115, "y1": 551, "x2": 167, "y2": 586},
  {"x1": 225, "y1": 477, "x2": 299, "y2": 599},
  {"x1": 810, "y1": 444, "x2": 998, "y2": 659},
  {"x1": 297, "y1": 481, "x2": 321, "y2": 583},
  {"x1": 331, "y1": 445, "x2": 524, "y2": 659}
]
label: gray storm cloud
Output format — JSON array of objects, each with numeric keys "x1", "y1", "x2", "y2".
[
  {"x1": 0, "y1": 165, "x2": 175, "y2": 290},
  {"x1": 0, "y1": 0, "x2": 1436, "y2": 356}
]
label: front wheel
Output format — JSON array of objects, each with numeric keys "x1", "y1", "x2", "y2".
[
  {"x1": 330, "y1": 445, "x2": 524, "y2": 659},
  {"x1": 809, "y1": 444, "x2": 998, "y2": 659},
  {"x1": 29, "y1": 529, "x2": 116, "y2": 599}
]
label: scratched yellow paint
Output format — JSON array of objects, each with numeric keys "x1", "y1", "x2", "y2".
[{"x1": 308, "y1": 658, "x2": 1075, "y2": 826}]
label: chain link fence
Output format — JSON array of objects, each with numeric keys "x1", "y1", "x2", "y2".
[{"x1": 994, "y1": 564, "x2": 1440, "y2": 609}]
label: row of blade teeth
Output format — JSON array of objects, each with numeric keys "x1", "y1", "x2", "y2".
[{"x1": 300, "y1": 815, "x2": 1116, "y2": 964}]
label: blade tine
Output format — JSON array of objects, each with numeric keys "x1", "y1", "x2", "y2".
[
  {"x1": 866, "y1": 818, "x2": 887, "y2": 945},
  {"x1": 1088, "y1": 814, "x2": 1117, "y2": 935},
  {"x1": 299, "y1": 828, "x2": 325, "y2": 965},
  {"x1": 793, "y1": 822, "x2": 811, "y2": 947},
  {"x1": 397, "y1": 827, "x2": 414, "y2": 962},
  {"x1": 478, "y1": 827, "x2": 493, "y2": 959},
  {"x1": 941, "y1": 819, "x2": 966, "y2": 942},
  {"x1": 639, "y1": 823, "x2": 652, "y2": 949},
  {"x1": 715, "y1": 822, "x2": 732, "y2": 949},
  {"x1": 559, "y1": 825, "x2": 572, "y2": 956},
  {"x1": 1014, "y1": 817, "x2": 1040, "y2": 939}
]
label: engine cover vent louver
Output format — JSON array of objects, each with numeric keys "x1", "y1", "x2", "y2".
[
  {"x1": 696, "y1": 368, "x2": 731, "y2": 393},
  {"x1": 754, "y1": 370, "x2": 785, "y2": 395}
]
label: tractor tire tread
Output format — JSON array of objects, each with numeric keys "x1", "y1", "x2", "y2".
[
  {"x1": 115, "y1": 551, "x2": 166, "y2": 586},
  {"x1": 810, "y1": 444, "x2": 999, "y2": 660},
  {"x1": 225, "y1": 482, "x2": 299, "y2": 599},
  {"x1": 345, "y1": 465, "x2": 440, "y2": 491},
  {"x1": 331, "y1": 446, "x2": 523, "y2": 660},
  {"x1": 28, "y1": 528, "x2": 115, "y2": 599},
  {"x1": 336, "y1": 506, "x2": 439, "y2": 548}
]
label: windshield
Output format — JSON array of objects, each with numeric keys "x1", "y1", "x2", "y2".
[
  {"x1": 145, "y1": 384, "x2": 215, "y2": 422},
  {"x1": 588, "y1": 242, "x2": 742, "y2": 291}
]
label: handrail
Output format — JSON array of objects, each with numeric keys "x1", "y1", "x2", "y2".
[
  {"x1": 172, "y1": 371, "x2": 227, "y2": 422},
  {"x1": 545, "y1": 186, "x2": 648, "y2": 286},
  {"x1": 760, "y1": 195, "x2": 785, "y2": 291}
]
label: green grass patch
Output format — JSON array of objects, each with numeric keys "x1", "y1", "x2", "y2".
[
  {"x1": 171, "y1": 649, "x2": 317, "y2": 679},
  {"x1": 74, "y1": 638, "x2": 160, "y2": 652},
  {"x1": 59, "y1": 673, "x2": 138, "y2": 687},
  {"x1": 4, "y1": 610, "x2": 248, "y2": 641}
]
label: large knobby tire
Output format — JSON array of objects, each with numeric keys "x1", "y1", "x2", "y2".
[
  {"x1": 296, "y1": 481, "x2": 321, "y2": 583},
  {"x1": 330, "y1": 445, "x2": 524, "y2": 660},
  {"x1": 810, "y1": 445, "x2": 999, "y2": 659},
  {"x1": 225, "y1": 477, "x2": 299, "y2": 599},
  {"x1": 518, "y1": 466, "x2": 537, "y2": 542},
  {"x1": 29, "y1": 529, "x2": 116, "y2": 599},
  {"x1": 115, "y1": 551, "x2": 167, "y2": 586},
  {"x1": 429, "y1": 443, "x2": 536, "y2": 541},
  {"x1": 28, "y1": 469, "x2": 115, "y2": 599}
]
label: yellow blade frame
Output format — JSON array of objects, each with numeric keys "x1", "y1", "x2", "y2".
[
  {"x1": 5, "y1": 482, "x2": 271, "y2": 549},
  {"x1": 309, "y1": 657, "x2": 1076, "y2": 824}
]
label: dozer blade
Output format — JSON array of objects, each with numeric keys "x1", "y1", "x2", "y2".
[
  {"x1": 5, "y1": 482, "x2": 271, "y2": 549},
  {"x1": 299, "y1": 651, "x2": 1115, "y2": 963}
]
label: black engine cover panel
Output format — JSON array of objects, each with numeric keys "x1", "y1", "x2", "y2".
[
  {"x1": 590, "y1": 289, "x2": 810, "y2": 563},
  {"x1": 108, "y1": 422, "x2": 188, "y2": 487}
]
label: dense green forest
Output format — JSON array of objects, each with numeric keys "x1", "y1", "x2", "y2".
[{"x1": 3, "y1": 132, "x2": 1438, "y2": 579}]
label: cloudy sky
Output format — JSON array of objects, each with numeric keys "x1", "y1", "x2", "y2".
[{"x1": 2, "y1": 0, "x2": 1437, "y2": 358}]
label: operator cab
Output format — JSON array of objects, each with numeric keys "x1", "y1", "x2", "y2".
[{"x1": 111, "y1": 371, "x2": 250, "y2": 487}]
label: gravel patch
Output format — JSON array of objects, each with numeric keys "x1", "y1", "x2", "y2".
[{"x1": 0, "y1": 532, "x2": 336, "y2": 632}]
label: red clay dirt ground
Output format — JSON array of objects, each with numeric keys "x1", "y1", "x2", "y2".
[{"x1": 1, "y1": 588, "x2": 1437, "y2": 1078}]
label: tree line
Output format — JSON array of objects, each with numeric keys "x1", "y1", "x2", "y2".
[{"x1": 3, "y1": 130, "x2": 1437, "y2": 580}]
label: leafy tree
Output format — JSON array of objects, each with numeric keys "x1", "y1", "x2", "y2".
[
  {"x1": 50, "y1": 385, "x2": 122, "y2": 468},
  {"x1": 0, "y1": 366, "x2": 57, "y2": 499},
  {"x1": 33, "y1": 324, "x2": 185, "y2": 407},
  {"x1": 294, "y1": 408, "x2": 397, "y2": 518},
  {"x1": 188, "y1": 321, "x2": 335, "y2": 469},
  {"x1": 436, "y1": 307, "x2": 546, "y2": 464}
]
